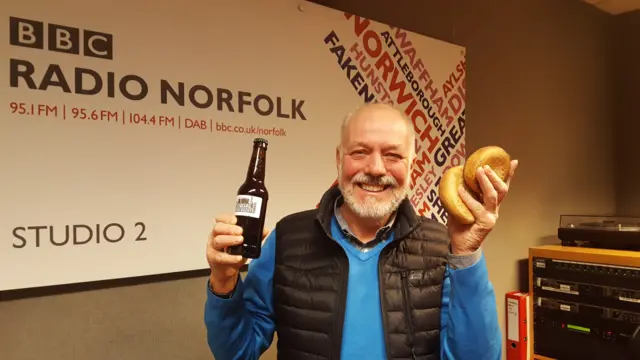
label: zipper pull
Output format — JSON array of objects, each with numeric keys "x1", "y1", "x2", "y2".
[{"x1": 411, "y1": 348, "x2": 417, "y2": 360}]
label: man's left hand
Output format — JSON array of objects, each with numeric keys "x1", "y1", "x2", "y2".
[{"x1": 447, "y1": 160, "x2": 519, "y2": 255}]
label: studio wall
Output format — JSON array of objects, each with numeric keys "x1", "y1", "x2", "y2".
[
  {"x1": 0, "y1": 0, "x2": 621, "y2": 359},
  {"x1": 1, "y1": 0, "x2": 465, "y2": 293},
  {"x1": 613, "y1": 10, "x2": 640, "y2": 217}
]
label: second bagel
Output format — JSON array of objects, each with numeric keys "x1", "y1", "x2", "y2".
[{"x1": 438, "y1": 165, "x2": 476, "y2": 224}]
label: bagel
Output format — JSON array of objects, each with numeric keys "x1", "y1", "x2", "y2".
[
  {"x1": 438, "y1": 146, "x2": 511, "y2": 224},
  {"x1": 463, "y1": 146, "x2": 511, "y2": 195},
  {"x1": 438, "y1": 165, "x2": 476, "y2": 224}
]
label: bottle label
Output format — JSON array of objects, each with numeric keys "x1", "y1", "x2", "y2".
[{"x1": 234, "y1": 195, "x2": 262, "y2": 218}]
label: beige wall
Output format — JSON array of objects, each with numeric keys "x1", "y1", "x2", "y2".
[
  {"x1": 613, "y1": 10, "x2": 640, "y2": 217},
  {"x1": 0, "y1": 0, "x2": 628, "y2": 359}
]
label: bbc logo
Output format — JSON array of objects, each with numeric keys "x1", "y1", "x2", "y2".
[{"x1": 9, "y1": 16, "x2": 113, "y2": 60}]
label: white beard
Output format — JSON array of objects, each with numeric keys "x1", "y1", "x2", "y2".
[{"x1": 337, "y1": 163, "x2": 409, "y2": 220}]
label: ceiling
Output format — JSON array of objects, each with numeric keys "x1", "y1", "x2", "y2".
[{"x1": 582, "y1": 0, "x2": 640, "y2": 14}]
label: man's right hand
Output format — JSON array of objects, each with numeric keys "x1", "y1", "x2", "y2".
[
  {"x1": 207, "y1": 214, "x2": 246, "y2": 294},
  {"x1": 206, "y1": 214, "x2": 270, "y2": 295}
]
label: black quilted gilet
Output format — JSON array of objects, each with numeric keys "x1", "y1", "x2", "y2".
[{"x1": 273, "y1": 186, "x2": 450, "y2": 360}]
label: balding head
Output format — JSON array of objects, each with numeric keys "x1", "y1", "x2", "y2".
[
  {"x1": 335, "y1": 101, "x2": 415, "y2": 221},
  {"x1": 338, "y1": 102, "x2": 416, "y2": 163}
]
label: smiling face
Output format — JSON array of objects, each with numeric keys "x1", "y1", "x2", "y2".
[{"x1": 336, "y1": 103, "x2": 414, "y2": 221}]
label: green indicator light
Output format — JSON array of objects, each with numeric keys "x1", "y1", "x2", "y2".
[{"x1": 567, "y1": 324, "x2": 590, "y2": 333}]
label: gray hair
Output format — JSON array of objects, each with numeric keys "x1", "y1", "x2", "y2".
[{"x1": 338, "y1": 100, "x2": 416, "y2": 163}]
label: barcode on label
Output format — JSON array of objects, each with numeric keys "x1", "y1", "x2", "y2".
[{"x1": 235, "y1": 195, "x2": 263, "y2": 218}]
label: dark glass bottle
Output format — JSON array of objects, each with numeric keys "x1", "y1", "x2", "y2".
[{"x1": 227, "y1": 138, "x2": 269, "y2": 259}]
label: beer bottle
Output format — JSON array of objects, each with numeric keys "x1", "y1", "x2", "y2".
[{"x1": 227, "y1": 138, "x2": 269, "y2": 259}]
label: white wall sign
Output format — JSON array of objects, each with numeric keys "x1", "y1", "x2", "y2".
[{"x1": 0, "y1": 0, "x2": 466, "y2": 291}]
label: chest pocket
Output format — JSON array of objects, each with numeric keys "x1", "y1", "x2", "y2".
[{"x1": 398, "y1": 267, "x2": 445, "y2": 314}]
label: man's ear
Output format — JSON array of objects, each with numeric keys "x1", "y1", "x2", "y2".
[{"x1": 335, "y1": 146, "x2": 341, "y2": 168}]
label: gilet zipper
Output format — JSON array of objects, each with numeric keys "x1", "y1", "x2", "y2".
[
  {"x1": 401, "y1": 271, "x2": 418, "y2": 360},
  {"x1": 378, "y1": 220, "x2": 421, "y2": 360},
  {"x1": 317, "y1": 218, "x2": 348, "y2": 360}
]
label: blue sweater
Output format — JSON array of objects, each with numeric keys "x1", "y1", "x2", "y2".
[{"x1": 204, "y1": 215, "x2": 502, "y2": 360}]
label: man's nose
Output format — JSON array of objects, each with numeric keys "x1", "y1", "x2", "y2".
[{"x1": 366, "y1": 155, "x2": 386, "y2": 176}]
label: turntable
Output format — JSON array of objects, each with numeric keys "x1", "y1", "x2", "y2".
[{"x1": 558, "y1": 215, "x2": 640, "y2": 251}]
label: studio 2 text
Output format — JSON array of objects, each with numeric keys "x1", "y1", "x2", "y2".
[{"x1": 12, "y1": 222, "x2": 147, "y2": 249}]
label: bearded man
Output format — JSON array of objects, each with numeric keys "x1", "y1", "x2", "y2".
[{"x1": 204, "y1": 102, "x2": 519, "y2": 360}]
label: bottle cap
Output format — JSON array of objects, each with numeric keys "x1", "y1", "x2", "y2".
[{"x1": 254, "y1": 138, "x2": 268, "y2": 145}]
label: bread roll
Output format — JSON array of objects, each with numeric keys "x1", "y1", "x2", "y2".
[
  {"x1": 438, "y1": 165, "x2": 476, "y2": 224},
  {"x1": 463, "y1": 146, "x2": 511, "y2": 194},
  {"x1": 438, "y1": 146, "x2": 511, "y2": 224}
]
